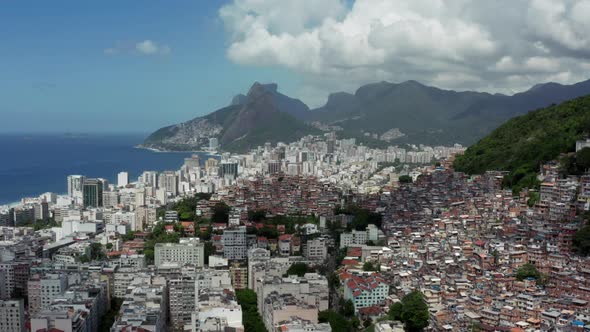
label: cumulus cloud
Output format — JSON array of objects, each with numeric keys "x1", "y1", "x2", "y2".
[
  {"x1": 220, "y1": 0, "x2": 590, "y2": 106},
  {"x1": 104, "y1": 40, "x2": 171, "y2": 56}
]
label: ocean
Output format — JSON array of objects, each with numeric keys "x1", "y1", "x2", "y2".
[{"x1": 0, "y1": 133, "x2": 211, "y2": 205}]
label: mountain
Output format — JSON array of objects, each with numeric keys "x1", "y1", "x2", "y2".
[
  {"x1": 231, "y1": 83, "x2": 310, "y2": 119},
  {"x1": 453, "y1": 95, "x2": 590, "y2": 192},
  {"x1": 142, "y1": 82, "x2": 318, "y2": 152},
  {"x1": 308, "y1": 79, "x2": 590, "y2": 145},
  {"x1": 144, "y1": 79, "x2": 590, "y2": 152}
]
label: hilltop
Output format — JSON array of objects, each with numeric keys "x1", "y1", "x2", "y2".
[
  {"x1": 453, "y1": 95, "x2": 590, "y2": 192},
  {"x1": 142, "y1": 83, "x2": 318, "y2": 152}
]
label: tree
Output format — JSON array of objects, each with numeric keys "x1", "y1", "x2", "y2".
[
  {"x1": 89, "y1": 242, "x2": 105, "y2": 260},
  {"x1": 363, "y1": 261, "x2": 378, "y2": 271},
  {"x1": 399, "y1": 175, "x2": 413, "y2": 183},
  {"x1": 319, "y1": 310, "x2": 353, "y2": 332},
  {"x1": 121, "y1": 231, "x2": 136, "y2": 242},
  {"x1": 204, "y1": 242, "x2": 215, "y2": 265},
  {"x1": 491, "y1": 250, "x2": 499, "y2": 266},
  {"x1": 388, "y1": 291, "x2": 429, "y2": 332},
  {"x1": 248, "y1": 210, "x2": 267, "y2": 222},
  {"x1": 573, "y1": 224, "x2": 590, "y2": 256},
  {"x1": 328, "y1": 272, "x2": 340, "y2": 289},
  {"x1": 388, "y1": 302, "x2": 403, "y2": 321},
  {"x1": 211, "y1": 202, "x2": 230, "y2": 224},
  {"x1": 286, "y1": 262, "x2": 311, "y2": 277},
  {"x1": 236, "y1": 289, "x2": 267, "y2": 332},
  {"x1": 515, "y1": 263, "x2": 541, "y2": 281},
  {"x1": 340, "y1": 299, "x2": 355, "y2": 318},
  {"x1": 106, "y1": 243, "x2": 113, "y2": 250},
  {"x1": 527, "y1": 192, "x2": 540, "y2": 207},
  {"x1": 577, "y1": 147, "x2": 590, "y2": 172}
]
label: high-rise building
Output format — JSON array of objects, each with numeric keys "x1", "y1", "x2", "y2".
[
  {"x1": 117, "y1": 171, "x2": 129, "y2": 187},
  {"x1": 209, "y1": 137, "x2": 219, "y2": 150},
  {"x1": 83, "y1": 178, "x2": 104, "y2": 207},
  {"x1": 205, "y1": 158, "x2": 219, "y2": 175},
  {"x1": 13, "y1": 206, "x2": 35, "y2": 226},
  {"x1": 304, "y1": 237, "x2": 328, "y2": 261},
  {"x1": 33, "y1": 201, "x2": 49, "y2": 222},
  {"x1": 158, "y1": 171, "x2": 178, "y2": 196},
  {"x1": 67, "y1": 175, "x2": 85, "y2": 204},
  {"x1": 267, "y1": 161, "x2": 282, "y2": 174},
  {"x1": 168, "y1": 276, "x2": 195, "y2": 331},
  {"x1": 28, "y1": 273, "x2": 68, "y2": 315},
  {"x1": 0, "y1": 209, "x2": 13, "y2": 227},
  {"x1": 222, "y1": 227, "x2": 247, "y2": 261},
  {"x1": 220, "y1": 161, "x2": 239, "y2": 180},
  {"x1": 154, "y1": 238, "x2": 204, "y2": 267},
  {"x1": 184, "y1": 154, "x2": 201, "y2": 169},
  {"x1": 0, "y1": 299, "x2": 25, "y2": 332},
  {"x1": 139, "y1": 171, "x2": 159, "y2": 188}
]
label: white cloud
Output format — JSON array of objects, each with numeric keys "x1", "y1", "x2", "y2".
[
  {"x1": 136, "y1": 40, "x2": 159, "y2": 55},
  {"x1": 220, "y1": 0, "x2": 590, "y2": 106},
  {"x1": 104, "y1": 40, "x2": 171, "y2": 56}
]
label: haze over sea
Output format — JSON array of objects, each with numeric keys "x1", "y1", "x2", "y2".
[{"x1": 0, "y1": 133, "x2": 210, "y2": 205}]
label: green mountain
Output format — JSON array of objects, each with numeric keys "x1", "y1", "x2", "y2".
[
  {"x1": 308, "y1": 79, "x2": 590, "y2": 146},
  {"x1": 143, "y1": 82, "x2": 318, "y2": 152},
  {"x1": 144, "y1": 79, "x2": 590, "y2": 152},
  {"x1": 453, "y1": 95, "x2": 590, "y2": 192}
]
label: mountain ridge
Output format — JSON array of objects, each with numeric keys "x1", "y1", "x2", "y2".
[
  {"x1": 453, "y1": 94, "x2": 590, "y2": 192},
  {"x1": 143, "y1": 78, "x2": 590, "y2": 152},
  {"x1": 142, "y1": 82, "x2": 318, "y2": 152}
]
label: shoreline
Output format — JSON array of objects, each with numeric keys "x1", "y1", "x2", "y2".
[
  {"x1": 134, "y1": 144, "x2": 221, "y2": 156},
  {"x1": 1, "y1": 145, "x2": 221, "y2": 207}
]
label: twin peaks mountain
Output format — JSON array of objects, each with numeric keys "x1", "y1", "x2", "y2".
[
  {"x1": 143, "y1": 83, "x2": 318, "y2": 152},
  {"x1": 143, "y1": 79, "x2": 590, "y2": 152}
]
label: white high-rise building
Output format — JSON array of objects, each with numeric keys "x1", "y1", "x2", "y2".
[
  {"x1": 154, "y1": 238, "x2": 204, "y2": 267},
  {"x1": 209, "y1": 137, "x2": 219, "y2": 150},
  {"x1": 28, "y1": 273, "x2": 68, "y2": 315},
  {"x1": 117, "y1": 171, "x2": 129, "y2": 187},
  {"x1": 0, "y1": 299, "x2": 25, "y2": 332},
  {"x1": 67, "y1": 175, "x2": 85, "y2": 204}
]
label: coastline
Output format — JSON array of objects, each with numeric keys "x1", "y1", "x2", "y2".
[{"x1": 134, "y1": 144, "x2": 221, "y2": 156}]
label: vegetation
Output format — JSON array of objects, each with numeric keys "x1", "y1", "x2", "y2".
[
  {"x1": 22, "y1": 218, "x2": 60, "y2": 231},
  {"x1": 573, "y1": 223, "x2": 590, "y2": 256},
  {"x1": 319, "y1": 310, "x2": 354, "y2": 332},
  {"x1": 559, "y1": 147, "x2": 590, "y2": 176},
  {"x1": 166, "y1": 193, "x2": 212, "y2": 221},
  {"x1": 236, "y1": 289, "x2": 267, "y2": 332},
  {"x1": 388, "y1": 291, "x2": 429, "y2": 332},
  {"x1": 363, "y1": 261, "x2": 379, "y2": 271},
  {"x1": 248, "y1": 209, "x2": 267, "y2": 222},
  {"x1": 121, "y1": 231, "x2": 136, "y2": 242},
  {"x1": 211, "y1": 202, "x2": 231, "y2": 223},
  {"x1": 454, "y1": 95, "x2": 590, "y2": 193},
  {"x1": 335, "y1": 205, "x2": 383, "y2": 231},
  {"x1": 515, "y1": 263, "x2": 541, "y2": 281},
  {"x1": 245, "y1": 214, "x2": 319, "y2": 239},
  {"x1": 98, "y1": 297, "x2": 123, "y2": 332},
  {"x1": 286, "y1": 262, "x2": 313, "y2": 277},
  {"x1": 527, "y1": 191, "x2": 540, "y2": 207},
  {"x1": 398, "y1": 175, "x2": 413, "y2": 183},
  {"x1": 143, "y1": 222, "x2": 182, "y2": 264},
  {"x1": 339, "y1": 299, "x2": 355, "y2": 318}
]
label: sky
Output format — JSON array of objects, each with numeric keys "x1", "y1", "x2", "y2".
[{"x1": 2, "y1": 0, "x2": 590, "y2": 133}]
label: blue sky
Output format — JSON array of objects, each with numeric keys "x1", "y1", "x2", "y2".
[
  {"x1": 0, "y1": 1, "x2": 298, "y2": 133},
  {"x1": 2, "y1": 0, "x2": 589, "y2": 133}
]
